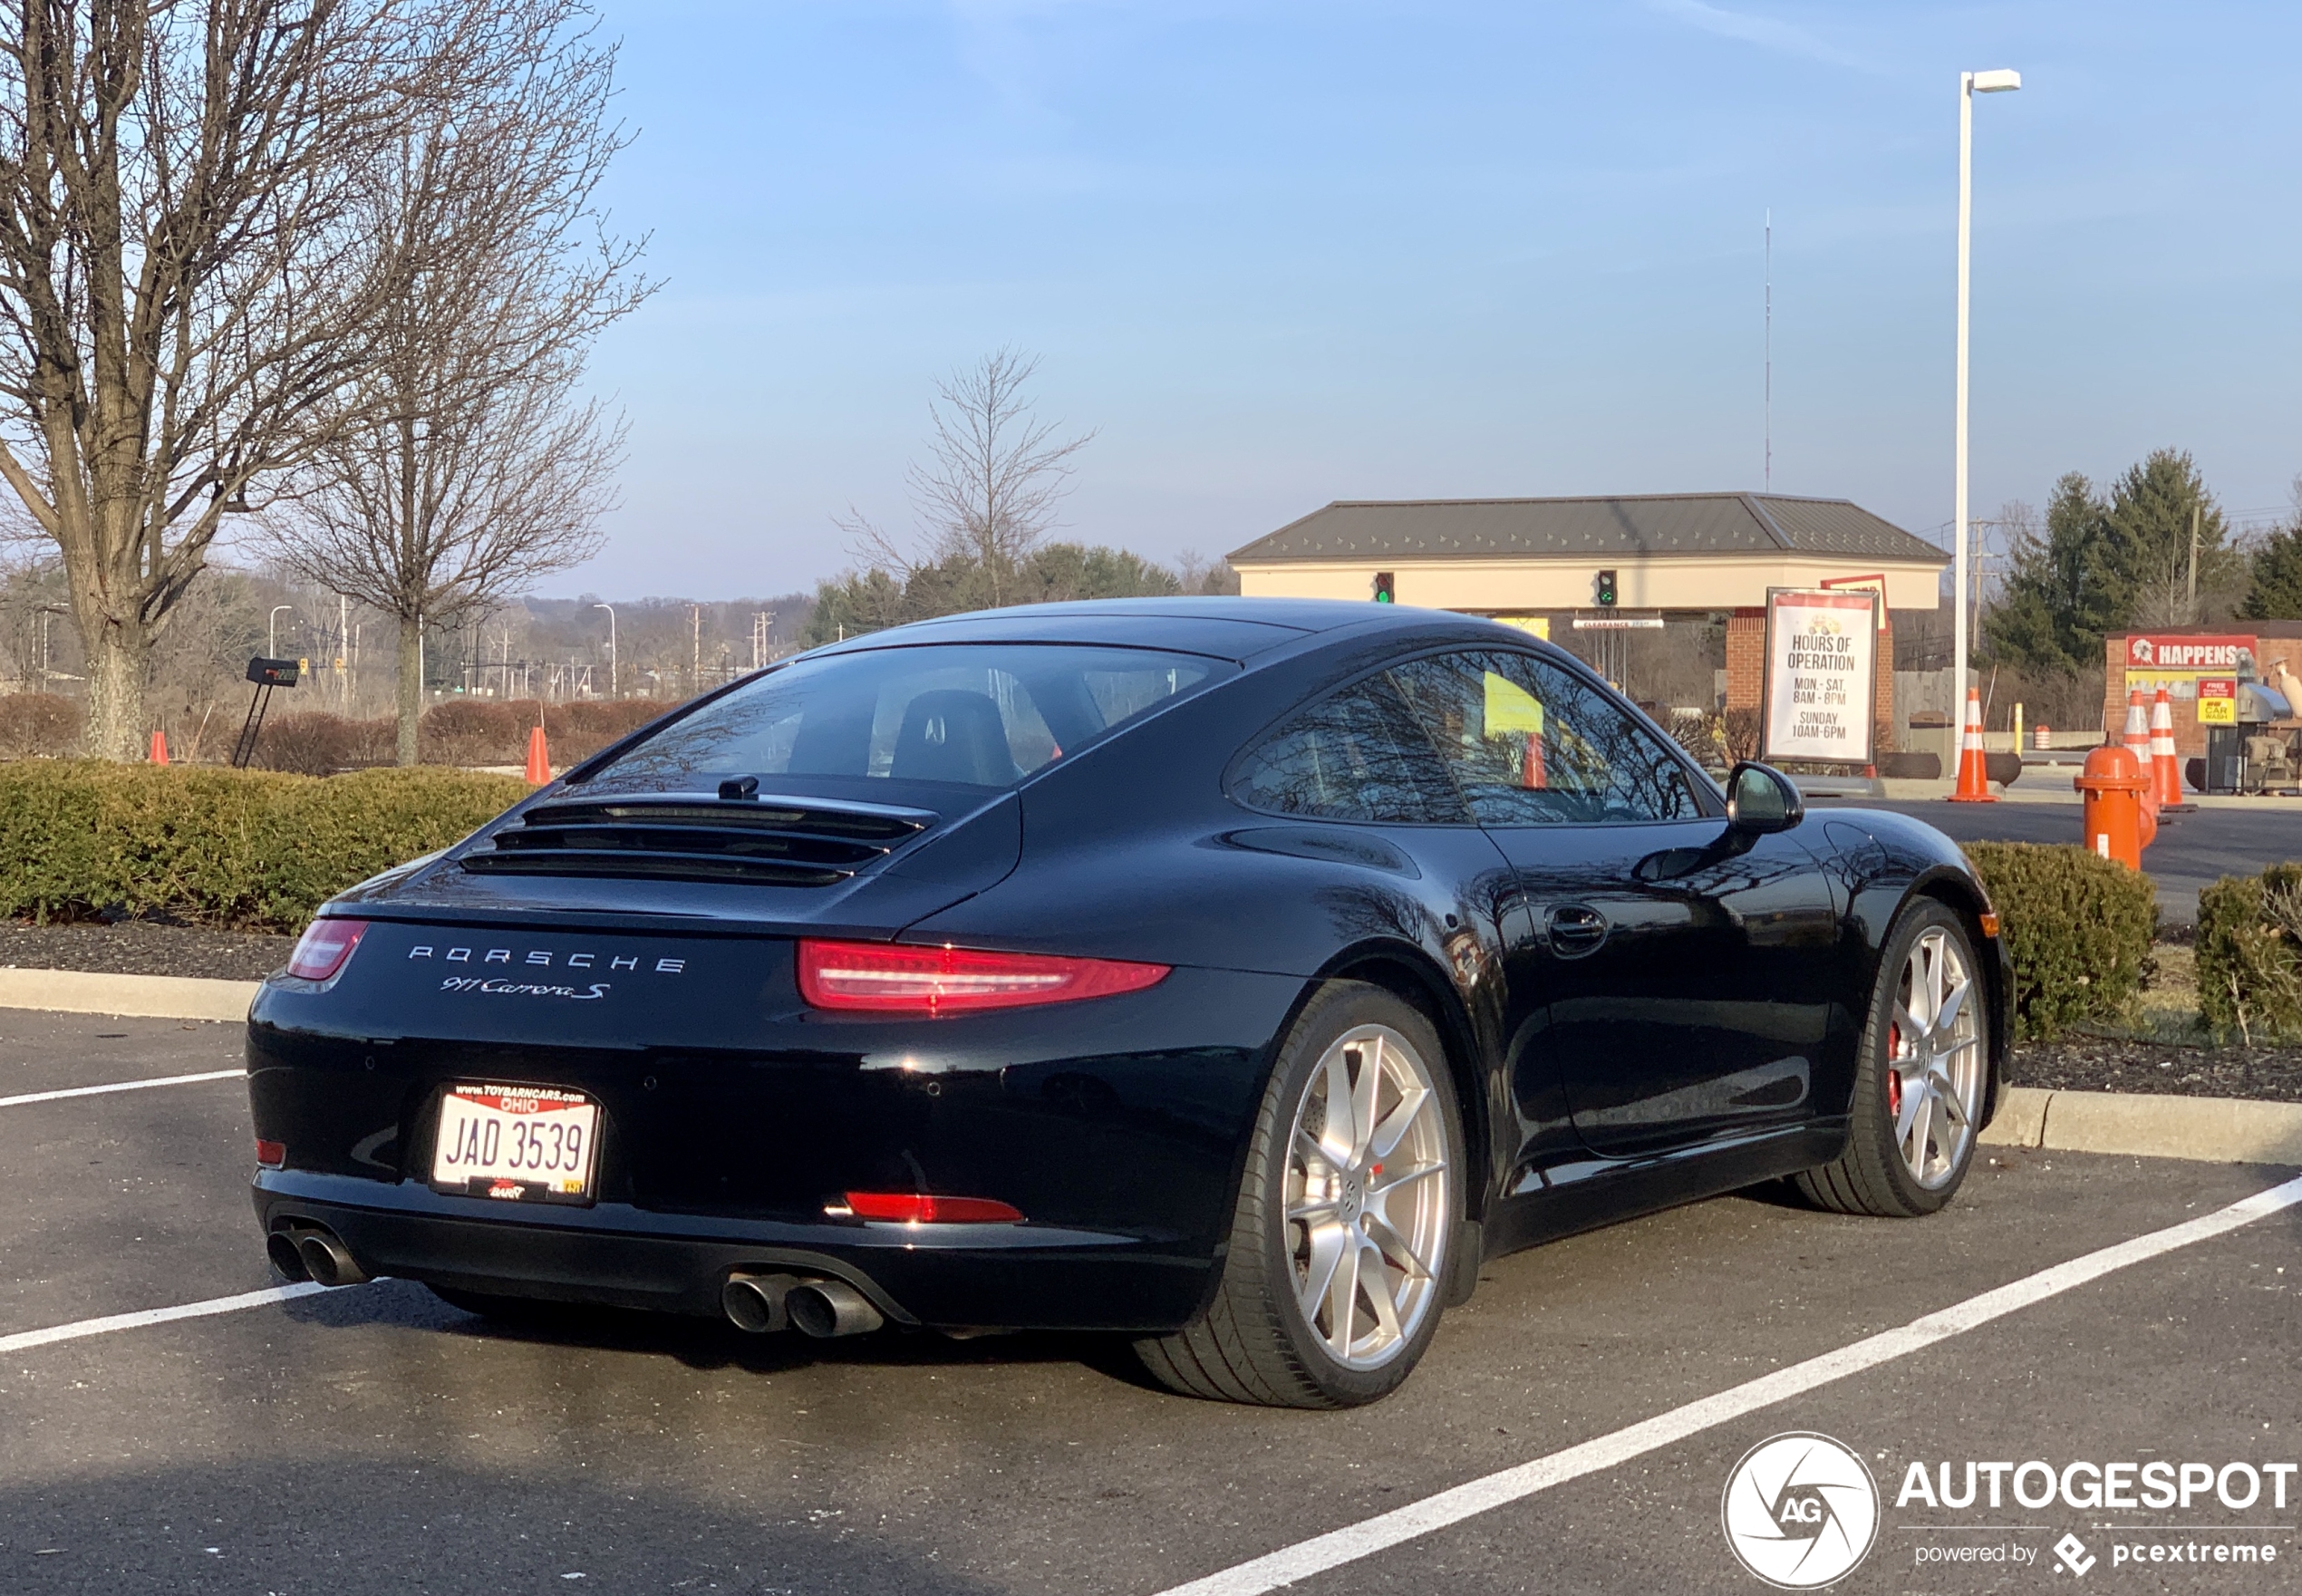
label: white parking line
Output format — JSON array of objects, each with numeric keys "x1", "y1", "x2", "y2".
[
  {"x1": 0, "y1": 1069, "x2": 243, "y2": 1108},
  {"x1": 1156, "y1": 1171, "x2": 2302, "y2": 1596},
  {"x1": 0, "y1": 1282, "x2": 331, "y2": 1356}
]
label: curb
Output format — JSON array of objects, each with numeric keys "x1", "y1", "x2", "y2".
[
  {"x1": 1982, "y1": 1085, "x2": 2302, "y2": 1166},
  {"x1": 0, "y1": 968, "x2": 257, "y2": 1023}
]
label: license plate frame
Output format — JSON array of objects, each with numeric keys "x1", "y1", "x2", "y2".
[{"x1": 429, "y1": 1083, "x2": 601, "y2": 1205}]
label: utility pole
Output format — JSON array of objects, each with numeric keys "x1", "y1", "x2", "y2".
[
  {"x1": 1764, "y1": 208, "x2": 1772, "y2": 491},
  {"x1": 2186, "y1": 504, "x2": 2201, "y2": 622},
  {"x1": 691, "y1": 604, "x2": 701, "y2": 696}
]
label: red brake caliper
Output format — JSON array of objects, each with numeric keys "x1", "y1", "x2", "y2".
[{"x1": 1886, "y1": 1023, "x2": 1903, "y2": 1116}]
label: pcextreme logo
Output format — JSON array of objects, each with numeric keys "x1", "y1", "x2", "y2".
[{"x1": 1721, "y1": 1432, "x2": 1881, "y2": 1588}]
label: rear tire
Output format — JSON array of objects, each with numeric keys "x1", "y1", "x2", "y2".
[
  {"x1": 1795, "y1": 901, "x2": 1988, "y2": 1218},
  {"x1": 1136, "y1": 982, "x2": 1465, "y2": 1407}
]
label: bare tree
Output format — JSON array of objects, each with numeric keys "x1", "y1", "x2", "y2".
[
  {"x1": 283, "y1": 0, "x2": 647, "y2": 763},
  {"x1": 0, "y1": 0, "x2": 488, "y2": 759},
  {"x1": 837, "y1": 349, "x2": 1092, "y2": 609}
]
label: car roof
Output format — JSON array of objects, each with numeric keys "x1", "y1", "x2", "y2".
[{"x1": 806, "y1": 597, "x2": 1511, "y2": 663}]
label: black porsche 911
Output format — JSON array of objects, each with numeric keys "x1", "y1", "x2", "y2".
[{"x1": 250, "y1": 597, "x2": 2009, "y2": 1407}]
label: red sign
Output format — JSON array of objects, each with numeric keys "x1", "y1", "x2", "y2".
[{"x1": 2125, "y1": 634, "x2": 2256, "y2": 671}]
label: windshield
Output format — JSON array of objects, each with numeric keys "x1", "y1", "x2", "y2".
[{"x1": 590, "y1": 643, "x2": 1229, "y2": 796}]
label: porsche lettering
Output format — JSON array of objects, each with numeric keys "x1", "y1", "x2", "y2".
[{"x1": 407, "y1": 945, "x2": 686, "y2": 974}]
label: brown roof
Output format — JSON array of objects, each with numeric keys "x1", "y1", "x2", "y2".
[{"x1": 1229, "y1": 492, "x2": 1949, "y2": 566}]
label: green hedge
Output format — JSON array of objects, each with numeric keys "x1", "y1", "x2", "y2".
[
  {"x1": 0, "y1": 762, "x2": 528, "y2": 933},
  {"x1": 2196, "y1": 862, "x2": 2302, "y2": 1043},
  {"x1": 1963, "y1": 841, "x2": 2157, "y2": 1041}
]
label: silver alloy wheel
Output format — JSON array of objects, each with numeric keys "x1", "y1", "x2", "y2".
[
  {"x1": 1889, "y1": 925, "x2": 1983, "y2": 1189},
  {"x1": 1282, "y1": 1023, "x2": 1449, "y2": 1370}
]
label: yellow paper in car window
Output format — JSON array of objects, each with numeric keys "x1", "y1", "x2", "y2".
[{"x1": 1483, "y1": 672, "x2": 1543, "y2": 737}]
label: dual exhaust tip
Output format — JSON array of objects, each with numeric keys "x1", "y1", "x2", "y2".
[
  {"x1": 269, "y1": 1226, "x2": 882, "y2": 1339},
  {"x1": 722, "y1": 1271, "x2": 885, "y2": 1339},
  {"x1": 267, "y1": 1224, "x2": 368, "y2": 1288}
]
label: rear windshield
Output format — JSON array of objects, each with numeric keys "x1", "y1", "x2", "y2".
[{"x1": 591, "y1": 643, "x2": 1229, "y2": 794}]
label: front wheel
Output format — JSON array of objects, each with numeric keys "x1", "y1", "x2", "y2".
[
  {"x1": 1795, "y1": 901, "x2": 1988, "y2": 1217},
  {"x1": 1136, "y1": 982, "x2": 1464, "y2": 1407}
]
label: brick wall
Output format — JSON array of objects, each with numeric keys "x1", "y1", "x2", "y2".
[
  {"x1": 1725, "y1": 610, "x2": 1765, "y2": 713},
  {"x1": 1873, "y1": 616, "x2": 1895, "y2": 753}
]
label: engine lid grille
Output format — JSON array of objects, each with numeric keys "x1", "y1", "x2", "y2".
[{"x1": 460, "y1": 794, "x2": 935, "y2": 887}]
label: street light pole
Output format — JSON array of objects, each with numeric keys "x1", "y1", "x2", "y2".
[
  {"x1": 1953, "y1": 67, "x2": 2021, "y2": 710},
  {"x1": 593, "y1": 603, "x2": 617, "y2": 697},
  {"x1": 268, "y1": 605, "x2": 293, "y2": 660},
  {"x1": 38, "y1": 602, "x2": 70, "y2": 685}
]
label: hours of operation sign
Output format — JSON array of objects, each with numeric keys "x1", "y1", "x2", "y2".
[{"x1": 1764, "y1": 589, "x2": 1878, "y2": 764}]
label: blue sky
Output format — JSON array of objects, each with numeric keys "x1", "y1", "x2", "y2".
[{"x1": 566, "y1": 1, "x2": 2302, "y2": 598}]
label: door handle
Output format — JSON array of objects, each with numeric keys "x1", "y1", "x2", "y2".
[{"x1": 1545, "y1": 903, "x2": 1609, "y2": 956}]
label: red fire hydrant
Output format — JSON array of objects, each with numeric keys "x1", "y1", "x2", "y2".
[{"x1": 2074, "y1": 744, "x2": 2151, "y2": 867}]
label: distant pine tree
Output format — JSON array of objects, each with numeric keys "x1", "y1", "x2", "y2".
[
  {"x1": 2240, "y1": 522, "x2": 2302, "y2": 620},
  {"x1": 1983, "y1": 473, "x2": 2112, "y2": 674},
  {"x1": 2095, "y1": 449, "x2": 2243, "y2": 625}
]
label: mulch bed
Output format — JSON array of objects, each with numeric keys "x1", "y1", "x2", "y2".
[
  {"x1": 2009, "y1": 1035, "x2": 2302, "y2": 1104},
  {"x1": 0, "y1": 919, "x2": 293, "y2": 982}
]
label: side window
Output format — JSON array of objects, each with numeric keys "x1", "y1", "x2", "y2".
[
  {"x1": 1389, "y1": 650, "x2": 1706, "y2": 825},
  {"x1": 1229, "y1": 672, "x2": 1470, "y2": 825}
]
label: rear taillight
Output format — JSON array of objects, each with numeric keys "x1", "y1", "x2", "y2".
[
  {"x1": 255, "y1": 1139, "x2": 286, "y2": 1169},
  {"x1": 795, "y1": 940, "x2": 1169, "y2": 1017},
  {"x1": 286, "y1": 918, "x2": 369, "y2": 982},
  {"x1": 837, "y1": 1192, "x2": 1023, "y2": 1224}
]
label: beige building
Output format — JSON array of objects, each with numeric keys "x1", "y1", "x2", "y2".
[
  {"x1": 1226, "y1": 492, "x2": 1947, "y2": 614},
  {"x1": 1228, "y1": 492, "x2": 1950, "y2": 752}
]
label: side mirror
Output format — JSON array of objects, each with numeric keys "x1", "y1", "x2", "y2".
[{"x1": 1726, "y1": 761, "x2": 1804, "y2": 836}]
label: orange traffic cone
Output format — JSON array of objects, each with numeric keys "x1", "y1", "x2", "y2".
[
  {"x1": 149, "y1": 729, "x2": 169, "y2": 765},
  {"x1": 2121, "y1": 690, "x2": 2158, "y2": 831},
  {"x1": 1949, "y1": 686, "x2": 1995, "y2": 802},
  {"x1": 524, "y1": 723, "x2": 551, "y2": 785},
  {"x1": 2150, "y1": 687, "x2": 2191, "y2": 811}
]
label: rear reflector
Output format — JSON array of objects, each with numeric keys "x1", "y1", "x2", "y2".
[
  {"x1": 286, "y1": 918, "x2": 369, "y2": 982},
  {"x1": 796, "y1": 939, "x2": 1169, "y2": 1016},
  {"x1": 840, "y1": 1192, "x2": 1023, "y2": 1224},
  {"x1": 255, "y1": 1139, "x2": 286, "y2": 1169}
]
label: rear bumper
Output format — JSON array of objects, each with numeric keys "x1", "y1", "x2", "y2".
[{"x1": 253, "y1": 1170, "x2": 1217, "y2": 1331}]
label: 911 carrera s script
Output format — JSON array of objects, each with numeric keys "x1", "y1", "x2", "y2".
[
  {"x1": 430, "y1": 1084, "x2": 599, "y2": 1204},
  {"x1": 438, "y1": 976, "x2": 611, "y2": 999}
]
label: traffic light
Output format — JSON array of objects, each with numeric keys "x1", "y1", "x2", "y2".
[
  {"x1": 1372, "y1": 571, "x2": 1396, "y2": 604},
  {"x1": 1594, "y1": 568, "x2": 1618, "y2": 607}
]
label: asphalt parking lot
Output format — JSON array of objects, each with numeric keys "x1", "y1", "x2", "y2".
[
  {"x1": 4, "y1": 1011, "x2": 2298, "y2": 1595},
  {"x1": 1808, "y1": 798, "x2": 2299, "y2": 925}
]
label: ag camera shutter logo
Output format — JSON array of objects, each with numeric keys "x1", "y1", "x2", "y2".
[{"x1": 1721, "y1": 1432, "x2": 1880, "y2": 1588}]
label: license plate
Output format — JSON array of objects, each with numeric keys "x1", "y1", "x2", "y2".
[{"x1": 430, "y1": 1084, "x2": 600, "y2": 1204}]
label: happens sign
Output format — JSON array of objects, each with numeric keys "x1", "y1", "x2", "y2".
[{"x1": 1765, "y1": 590, "x2": 1878, "y2": 764}]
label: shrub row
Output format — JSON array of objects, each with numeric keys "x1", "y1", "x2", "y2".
[
  {"x1": 0, "y1": 691, "x2": 673, "y2": 769},
  {"x1": 0, "y1": 762, "x2": 528, "y2": 932},
  {"x1": 249, "y1": 697, "x2": 666, "y2": 773},
  {"x1": 0, "y1": 692, "x2": 84, "y2": 759},
  {"x1": 1962, "y1": 841, "x2": 2157, "y2": 1041},
  {"x1": 2196, "y1": 862, "x2": 2302, "y2": 1044}
]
